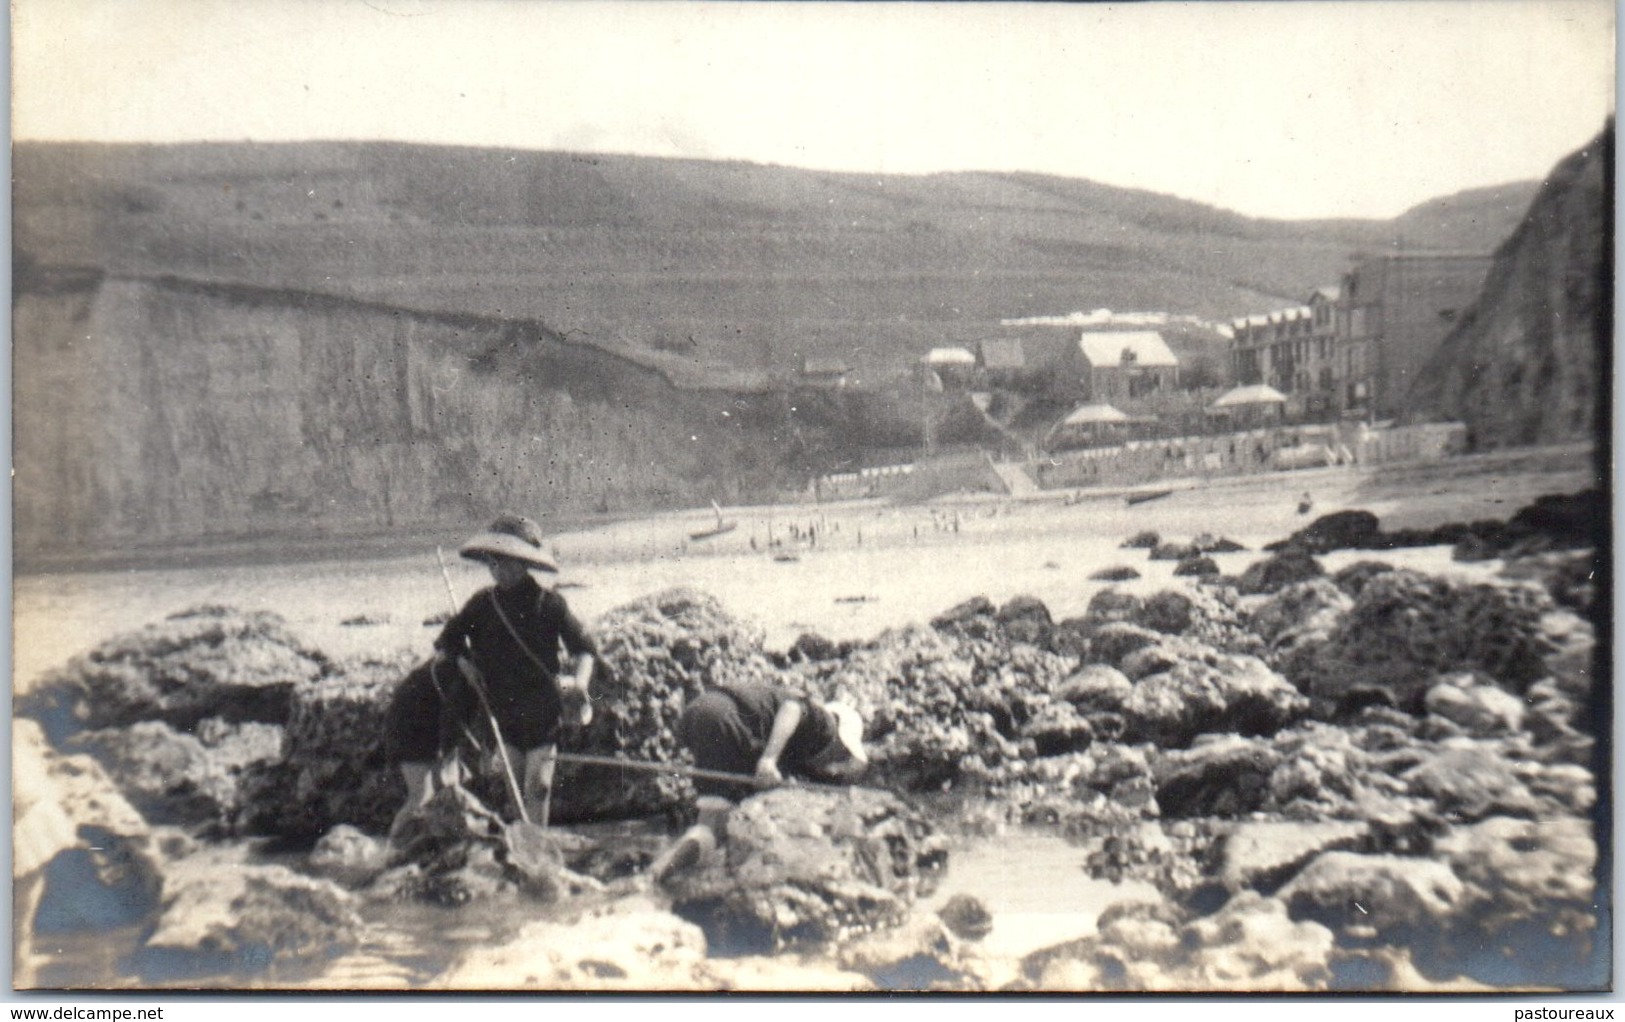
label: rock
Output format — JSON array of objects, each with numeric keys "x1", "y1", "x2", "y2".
[
  {"x1": 24, "y1": 605, "x2": 329, "y2": 739},
  {"x1": 1083, "y1": 588, "x2": 1143, "y2": 624},
  {"x1": 1020, "y1": 892, "x2": 1335, "y2": 992},
  {"x1": 996, "y1": 595, "x2": 1053, "y2": 645},
  {"x1": 1153, "y1": 735, "x2": 1281, "y2": 818},
  {"x1": 1124, "y1": 655, "x2": 1308, "y2": 748},
  {"x1": 1423, "y1": 674, "x2": 1526, "y2": 737},
  {"x1": 1502, "y1": 550, "x2": 1597, "y2": 614},
  {"x1": 937, "y1": 894, "x2": 994, "y2": 941},
  {"x1": 1055, "y1": 665, "x2": 1133, "y2": 713},
  {"x1": 562, "y1": 589, "x2": 781, "y2": 821},
  {"x1": 1306, "y1": 571, "x2": 1555, "y2": 715},
  {"x1": 1436, "y1": 815, "x2": 1597, "y2": 935},
  {"x1": 1085, "y1": 622, "x2": 1163, "y2": 666},
  {"x1": 1235, "y1": 549, "x2": 1325, "y2": 595},
  {"x1": 1173, "y1": 556, "x2": 1219, "y2": 577},
  {"x1": 930, "y1": 595, "x2": 997, "y2": 631},
  {"x1": 1330, "y1": 560, "x2": 1397, "y2": 598},
  {"x1": 1249, "y1": 578, "x2": 1351, "y2": 647},
  {"x1": 1272, "y1": 510, "x2": 1383, "y2": 554},
  {"x1": 837, "y1": 913, "x2": 976, "y2": 990},
  {"x1": 1213, "y1": 821, "x2": 1368, "y2": 894},
  {"x1": 666, "y1": 786, "x2": 948, "y2": 953},
  {"x1": 1017, "y1": 702, "x2": 1095, "y2": 756},
  {"x1": 430, "y1": 895, "x2": 716, "y2": 991},
  {"x1": 308, "y1": 825, "x2": 393, "y2": 889},
  {"x1": 1121, "y1": 530, "x2": 1160, "y2": 549},
  {"x1": 1403, "y1": 741, "x2": 1543, "y2": 822},
  {"x1": 249, "y1": 652, "x2": 412, "y2": 837},
  {"x1": 1088, "y1": 565, "x2": 1141, "y2": 582},
  {"x1": 1149, "y1": 542, "x2": 1198, "y2": 561},
  {"x1": 787, "y1": 632, "x2": 842, "y2": 662},
  {"x1": 67, "y1": 718, "x2": 283, "y2": 833},
  {"x1": 1279, "y1": 851, "x2": 1466, "y2": 937},
  {"x1": 138, "y1": 847, "x2": 362, "y2": 981},
  {"x1": 1192, "y1": 535, "x2": 1247, "y2": 554},
  {"x1": 1261, "y1": 723, "x2": 1415, "y2": 821},
  {"x1": 1118, "y1": 643, "x2": 1186, "y2": 681}
]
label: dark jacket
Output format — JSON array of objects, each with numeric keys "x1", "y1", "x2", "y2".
[{"x1": 435, "y1": 575, "x2": 597, "y2": 751}]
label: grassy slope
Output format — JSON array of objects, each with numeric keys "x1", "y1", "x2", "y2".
[{"x1": 14, "y1": 141, "x2": 1536, "y2": 386}]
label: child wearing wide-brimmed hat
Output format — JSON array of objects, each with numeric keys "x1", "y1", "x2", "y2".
[{"x1": 389, "y1": 512, "x2": 597, "y2": 830}]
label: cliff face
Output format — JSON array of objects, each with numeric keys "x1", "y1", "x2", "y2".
[
  {"x1": 13, "y1": 272, "x2": 997, "y2": 562},
  {"x1": 1408, "y1": 122, "x2": 1612, "y2": 449},
  {"x1": 12, "y1": 273, "x2": 801, "y2": 560}
]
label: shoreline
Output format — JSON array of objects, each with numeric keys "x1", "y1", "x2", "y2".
[{"x1": 12, "y1": 443, "x2": 1599, "y2": 578}]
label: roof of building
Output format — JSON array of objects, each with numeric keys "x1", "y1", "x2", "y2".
[
  {"x1": 1212, "y1": 384, "x2": 1288, "y2": 408},
  {"x1": 978, "y1": 338, "x2": 1026, "y2": 369},
  {"x1": 1311, "y1": 286, "x2": 1342, "y2": 302},
  {"x1": 1060, "y1": 402, "x2": 1131, "y2": 426},
  {"x1": 1076, "y1": 331, "x2": 1178, "y2": 368},
  {"x1": 925, "y1": 346, "x2": 977, "y2": 366}
]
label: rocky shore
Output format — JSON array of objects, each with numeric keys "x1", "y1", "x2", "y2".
[{"x1": 16, "y1": 492, "x2": 1603, "y2": 992}]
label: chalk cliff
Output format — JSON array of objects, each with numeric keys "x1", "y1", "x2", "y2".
[{"x1": 1408, "y1": 121, "x2": 1612, "y2": 449}]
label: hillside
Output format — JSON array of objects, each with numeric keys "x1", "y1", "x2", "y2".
[
  {"x1": 11, "y1": 141, "x2": 1545, "y2": 562},
  {"x1": 1407, "y1": 121, "x2": 1612, "y2": 449},
  {"x1": 13, "y1": 142, "x2": 1536, "y2": 387}
]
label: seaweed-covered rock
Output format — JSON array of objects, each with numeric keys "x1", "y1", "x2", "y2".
[
  {"x1": 1270, "y1": 510, "x2": 1383, "y2": 554},
  {"x1": 1248, "y1": 579, "x2": 1351, "y2": 685},
  {"x1": 1330, "y1": 560, "x2": 1397, "y2": 599},
  {"x1": 251, "y1": 653, "x2": 411, "y2": 837},
  {"x1": 1088, "y1": 565, "x2": 1141, "y2": 582},
  {"x1": 1149, "y1": 542, "x2": 1199, "y2": 562},
  {"x1": 930, "y1": 596, "x2": 997, "y2": 633},
  {"x1": 1017, "y1": 701, "x2": 1095, "y2": 756},
  {"x1": 1152, "y1": 735, "x2": 1281, "y2": 818},
  {"x1": 1121, "y1": 530, "x2": 1161, "y2": 549},
  {"x1": 1085, "y1": 622, "x2": 1164, "y2": 667},
  {"x1": 1261, "y1": 724, "x2": 1416, "y2": 822},
  {"x1": 666, "y1": 787, "x2": 948, "y2": 953},
  {"x1": 1235, "y1": 549, "x2": 1325, "y2": 595},
  {"x1": 1173, "y1": 556, "x2": 1219, "y2": 577},
  {"x1": 1123, "y1": 655, "x2": 1308, "y2": 748},
  {"x1": 1133, "y1": 586, "x2": 1261, "y2": 655},
  {"x1": 996, "y1": 595, "x2": 1053, "y2": 645},
  {"x1": 25, "y1": 606, "x2": 329, "y2": 738},
  {"x1": 308, "y1": 825, "x2": 393, "y2": 889},
  {"x1": 1083, "y1": 588, "x2": 1143, "y2": 624},
  {"x1": 1501, "y1": 550, "x2": 1597, "y2": 614},
  {"x1": 1304, "y1": 571, "x2": 1554, "y2": 715},
  {"x1": 1055, "y1": 664, "x2": 1133, "y2": 713},
  {"x1": 560, "y1": 589, "x2": 781, "y2": 821},
  {"x1": 68, "y1": 719, "x2": 282, "y2": 833},
  {"x1": 1192, "y1": 534, "x2": 1248, "y2": 554}
]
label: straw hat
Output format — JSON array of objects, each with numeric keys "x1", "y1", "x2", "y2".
[
  {"x1": 823, "y1": 701, "x2": 869, "y2": 766},
  {"x1": 458, "y1": 513, "x2": 559, "y2": 572}
]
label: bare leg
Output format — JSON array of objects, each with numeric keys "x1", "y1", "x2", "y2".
[
  {"x1": 389, "y1": 761, "x2": 434, "y2": 838},
  {"x1": 520, "y1": 744, "x2": 558, "y2": 826}
]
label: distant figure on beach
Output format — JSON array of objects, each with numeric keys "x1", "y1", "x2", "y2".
[
  {"x1": 650, "y1": 684, "x2": 868, "y2": 882},
  {"x1": 1298, "y1": 492, "x2": 1314, "y2": 516},
  {"x1": 386, "y1": 513, "x2": 597, "y2": 833}
]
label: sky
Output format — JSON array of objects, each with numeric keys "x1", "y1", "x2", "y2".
[{"x1": 10, "y1": 0, "x2": 1617, "y2": 220}]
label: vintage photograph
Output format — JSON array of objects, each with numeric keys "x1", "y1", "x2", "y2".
[{"x1": 10, "y1": 0, "x2": 1615, "y2": 995}]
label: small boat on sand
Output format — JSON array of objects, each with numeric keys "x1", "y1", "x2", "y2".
[
  {"x1": 1125, "y1": 489, "x2": 1173, "y2": 506},
  {"x1": 689, "y1": 501, "x2": 738, "y2": 541}
]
